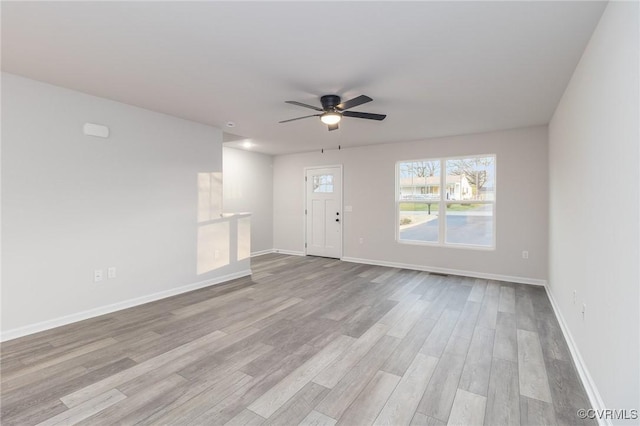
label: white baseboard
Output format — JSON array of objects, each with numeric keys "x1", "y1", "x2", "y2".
[
  {"x1": 341, "y1": 256, "x2": 547, "y2": 286},
  {"x1": 273, "y1": 249, "x2": 305, "y2": 256},
  {"x1": 251, "y1": 249, "x2": 275, "y2": 257},
  {"x1": 0, "y1": 269, "x2": 252, "y2": 342},
  {"x1": 544, "y1": 285, "x2": 609, "y2": 426}
]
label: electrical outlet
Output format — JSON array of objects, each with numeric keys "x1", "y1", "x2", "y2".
[
  {"x1": 522, "y1": 250, "x2": 529, "y2": 259},
  {"x1": 359, "y1": 237, "x2": 364, "y2": 244},
  {"x1": 94, "y1": 269, "x2": 103, "y2": 283},
  {"x1": 214, "y1": 249, "x2": 220, "y2": 259},
  {"x1": 573, "y1": 290, "x2": 577, "y2": 304},
  {"x1": 108, "y1": 267, "x2": 116, "y2": 279},
  {"x1": 582, "y1": 303, "x2": 587, "y2": 320}
]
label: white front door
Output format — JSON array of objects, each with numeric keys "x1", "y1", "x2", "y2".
[{"x1": 305, "y1": 166, "x2": 343, "y2": 258}]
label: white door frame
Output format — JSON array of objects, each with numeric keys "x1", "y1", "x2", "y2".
[{"x1": 303, "y1": 164, "x2": 343, "y2": 258}]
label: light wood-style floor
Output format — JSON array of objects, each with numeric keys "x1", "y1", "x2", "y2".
[{"x1": 1, "y1": 254, "x2": 593, "y2": 425}]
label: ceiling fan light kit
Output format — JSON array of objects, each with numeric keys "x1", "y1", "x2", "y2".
[
  {"x1": 320, "y1": 112, "x2": 341, "y2": 125},
  {"x1": 280, "y1": 94, "x2": 386, "y2": 131}
]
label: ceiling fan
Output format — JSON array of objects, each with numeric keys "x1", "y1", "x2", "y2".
[{"x1": 279, "y1": 94, "x2": 386, "y2": 131}]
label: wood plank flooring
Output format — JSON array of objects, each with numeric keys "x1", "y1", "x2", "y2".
[{"x1": 1, "y1": 254, "x2": 594, "y2": 425}]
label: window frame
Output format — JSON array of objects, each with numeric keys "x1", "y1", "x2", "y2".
[{"x1": 395, "y1": 154, "x2": 496, "y2": 250}]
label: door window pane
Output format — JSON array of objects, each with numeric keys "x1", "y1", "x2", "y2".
[{"x1": 313, "y1": 175, "x2": 334, "y2": 193}]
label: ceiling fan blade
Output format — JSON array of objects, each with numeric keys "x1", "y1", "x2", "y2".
[
  {"x1": 285, "y1": 101, "x2": 323, "y2": 111},
  {"x1": 279, "y1": 114, "x2": 320, "y2": 123},
  {"x1": 343, "y1": 111, "x2": 386, "y2": 121},
  {"x1": 337, "y1": 95, "x2": 372, "y2": 110},
  {"x1": 328, "y1": 123, "x2": 339, "y2": 131}
]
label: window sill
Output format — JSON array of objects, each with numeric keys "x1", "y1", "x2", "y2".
[{"x1": 397, "y1": 239, "x2": 496, "y2": 251}]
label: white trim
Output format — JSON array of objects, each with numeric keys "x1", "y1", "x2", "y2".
[
  {"x1": 544, "y1": 284, "x2": 609, "y2": 426},
  {"x1": 397, "y1": 239, "x2": 496, "y2": 252},
  {"x1": 0, "y1": 269, "x2": 252, "y2": 342},
  {"x1": 341, "y1": 256, "x2": 546, "y2": 286},
  {"x1": 273, "y1": 249, "x2": 305, "y2": 256},
  {"x1": 251, "y1": 249, "x2": 275, "y2": 257}
]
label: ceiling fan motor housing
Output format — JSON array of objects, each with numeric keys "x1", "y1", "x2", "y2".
[{"x1": 320, "y1": 95, "x2": 341, "y2": 110}]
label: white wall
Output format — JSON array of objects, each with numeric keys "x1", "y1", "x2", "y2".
[
  {"x1": 549, "y1": 1, "x2": 639, "y2": 421},
  {"x1": 273, "y1": 126, "x2": 548, "y2": 283},
  {"x1": 1, "y1": 73, "x2": 250, "y2": 338},
  {"x1": 223, "y1": 147, "x2": 273, "y2": 254}
]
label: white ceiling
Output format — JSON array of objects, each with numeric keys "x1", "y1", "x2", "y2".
[{"x1": 1, "y1": 1, "x2": 606, "y2": 155}]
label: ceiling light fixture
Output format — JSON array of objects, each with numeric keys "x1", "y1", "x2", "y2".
[
  {"x1": 242, "y1": 141, "x2": 252, "y2": 149},
  {"x1": 320, "y1": 112, "x2": 341, "y2": 125}
]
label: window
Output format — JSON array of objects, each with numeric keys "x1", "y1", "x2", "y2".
[
  {"x1": 313, "y1": 174, "x2": 334, "y2": 193},
  {"x1": 397, "y1": 155, "x2": 496, "y2": 248}
]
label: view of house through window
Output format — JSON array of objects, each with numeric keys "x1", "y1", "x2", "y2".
[{"x1": 397, "y1": 155, "x2": 496, "y2": 248}]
